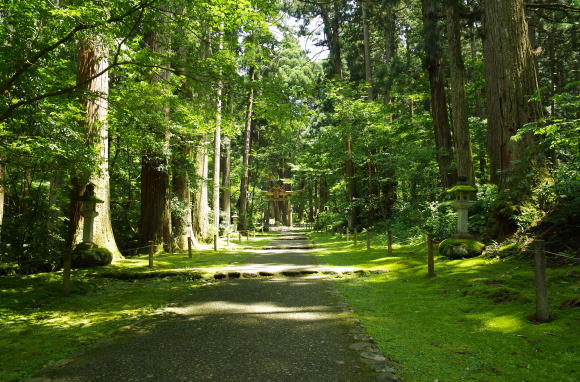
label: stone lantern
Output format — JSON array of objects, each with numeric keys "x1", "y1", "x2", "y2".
[
  {"x1": 447, "y1": 177, "x2": 477, "y2": 238},
  {"x1": 231, "y1": 213, "x2": 239, "y2": 230},
  {"x1": 78, "y1": 183, "x2": 103, "y2": 244}
]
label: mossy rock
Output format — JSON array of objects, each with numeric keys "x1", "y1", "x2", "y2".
[
  {"x1": 496, "y1": 243, "x2": 521, "y2": 257},
  {"x1": 72, "y1": 243, "x2": 113, "y2": 268},
  {"x1": 439, "y1": 238, "x2": 485, "y2": 259}
]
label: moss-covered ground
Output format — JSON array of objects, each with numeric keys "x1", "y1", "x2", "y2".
[
  {"x1": 310, "y1": 232, "x2": 579, "y2": 382},
  {"x1": 0, "y1": 234, "x2": 273, "y2": 381}
]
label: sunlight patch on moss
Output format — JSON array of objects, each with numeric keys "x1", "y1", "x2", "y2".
[{"x1": 478, "y1": 314, "x2": 524, "y2": 333}]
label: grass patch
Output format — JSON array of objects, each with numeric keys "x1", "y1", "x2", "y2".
[
  {"x1": 0, "y1": 234, "x2": 273, "y2": 381},
  {"x1": 310, "y1": 232, "x2": 580, "y2": 382}
]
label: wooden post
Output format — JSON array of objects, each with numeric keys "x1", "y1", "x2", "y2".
[
  {"x1": 226, "y1": 233, "x2": 230, "y2": 246},
  {"x1": 148, "y1": 241, "x2": 154, "y2": 268},
  {"x1": 346, "y1": 227, "x2": 350, "y2": 242},
  {"x1": 427, "y1": 234, "x2": 435, "y2": 277},
  {"x1": 246, "y1": 231, "x2": 249, "y2": 241},
  {"x1": 354, "y1": 228, "x2": 358, "y2": 245},
  {"x1": 366, "y1": 230, "x2": 371, "y2": 250},
  {"x1": 169, "y1": 240, "x2": 174, "y2": 255},
  {"x1": 239, "y1": 232, "x2": 242, "y2": 243},
  {"x1": 62, "y1": 248, "x2": 72, "y2": 296},
  {"x1": 214, "y1": 234, "x2": 218, "y2": 251},
  {"x1": 187, "y1": 237, "x2": 192, "y2": 259},
  {"x1": 534, "y1": 240, "x2": 550, "y2": 322},
  {"x1": 387, "y1": 230, "x2": 393, "y2": 256}
]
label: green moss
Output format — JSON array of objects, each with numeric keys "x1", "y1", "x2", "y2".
[
  {"x1": 439, "y1": 238, "x2": 485, "y2": 259},
  {"x1": 310, "y1": 232, "x2": 580, "y2": 382},
  {"x1": 72, "y1": 244, "x2": 113, "y2": 268},
  {"x1": 0, "y1": 235, "x2": 274, "y2": 380},
  {"x1": 446, "y1": 185, "x2": 477, "y2": 193}
]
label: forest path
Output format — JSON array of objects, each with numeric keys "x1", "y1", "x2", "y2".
[{"x1": 33, "y1": 228, "x2": 392, "y2": 381}]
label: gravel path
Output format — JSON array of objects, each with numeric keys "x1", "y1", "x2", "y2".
[{"x1": 34, "y1": 230, "x2": 379, "y2": 381}]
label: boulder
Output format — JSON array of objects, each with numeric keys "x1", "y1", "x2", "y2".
[
  {"x1": 72, "y1": 243, "x2": 113, "y2": 268},
  {"x1": 438, "y1": 238, "x2": 485, "y2": 259}
]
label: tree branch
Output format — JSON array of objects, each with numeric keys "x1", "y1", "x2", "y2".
[
  {"x1": 0, "y1": 0, "x2": 156, "y2": 95},
  {"x1": 526, "y1": 2, "x2": 580, "y2": 12}
]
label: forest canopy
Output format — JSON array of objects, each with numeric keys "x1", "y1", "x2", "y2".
[{"x1": 0, "y1": 0, "x2": 578, "y2": 273}]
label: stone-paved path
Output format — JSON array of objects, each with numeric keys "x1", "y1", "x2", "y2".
[{"x1": 33, "y1": 229, "x2": 385, "y2": 382}]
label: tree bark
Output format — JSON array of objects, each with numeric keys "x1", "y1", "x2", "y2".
[
  {"x1": 0, "y1": 161, "x2": 4, "y2": 243},
  {"x1": 362, "y1": 0, "x2": 373, "y2": 100},
  {"x1": 421, "y1": 0, "x2": 456, "y2": 188},
  {"x1": 221, "y1": 136, "x2": 231, "y2": 231},
  {"x1": 483, "y1": 0, "x2": 544, "y2": 239},
  {"x1": 140, "y1": 30, "x2": 172, "y2": 250},
  {"x1": 238, "y1": 68, "x2": 255, "y2": 232},
  {"x1": 212, "y1": 28, "x2": 224, "y2": 241},
  {"x1": 172, "y1": 143, "x2": 195, "y2": 250},
  {"x1": 320, "y1": 3, "x2": 343, "y2": 79},
  {"x1": 483, "y1": 0, "x2": 543, "y2": 190},
  {"x1": 446, "y1": 0, "x2": 475, "y2": 185},
  {"x1": 70, "y1": 39, "x2": 120, "y2": 259},
  {"x1": 193, "y1": 136, "x2": 211, "y2": 241},
  {"x1": 345, "y1": 135, "x2": 357, "y2": 229}
]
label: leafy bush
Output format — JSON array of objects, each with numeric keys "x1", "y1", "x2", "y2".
[
  {"x1": 469, "y1": 183, "x2": 498, "y2": 234},
  {"x1": 315, "y1": 210, "x2": 345, "y2": 231},
  {"x1": 422, "y1": 201, "x2": 455, "y2": 240}
]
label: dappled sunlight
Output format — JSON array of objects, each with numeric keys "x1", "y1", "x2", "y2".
[
  {"x1": 166, "y1": 301, "x2": 338, "y2": 322},
  {"x1": 481, "y1": 315, "x2": 523, "y2": 333}
]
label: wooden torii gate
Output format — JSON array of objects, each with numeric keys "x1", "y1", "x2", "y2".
[{"x1": 262, "y1": 186, "x2": 300, "y2": 228}]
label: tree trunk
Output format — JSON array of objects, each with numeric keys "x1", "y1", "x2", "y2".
[
  {"x1": 212, "y1": 28, "x2": 224, "y2": 241},
  {"x1": 221, "y1": 136, "x2": 231, "y2": 231},
  {"x1": 345, "y1": 135, "x2": 357, "y2": 229},
  {"x1": 238, "y1": 68, "x2": 255, "y2": 232},
  {"x1": 172, "y1": 143, "x2": 195, "y2": 250},
  {"x1": 320, "y1": 3, "x2": 343, "y2": 79},
  {"x1": 193, "y1": 136, "x2": 211, "y2": 241},
  {"x1": 70, "y1": 39, "x2": 120, "y2": 259},
  {"x1": 140, "y1": 156, "x2": 172, "y2": 248},
  {"x1": 140, "y1": 30, "x2": 172, "y2": 250},
  {"x1": 362, "y1": 0, "x2": 373, "y2": 100},
  {"x1": 483, "y1": 0, "x2": 543, "y2": 189},
  {"x1": 0, "y1": 161, "x2": 4, "y2": 243},
  {"x1": 421, "y1": 0, "x2": 456, "y2": 189},
  {"x1": 446, "y1": 0, "x2": 475, "y2": 185}
]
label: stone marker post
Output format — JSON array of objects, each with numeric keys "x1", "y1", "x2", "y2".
[
  {"x1": 79, "y1": 183, "x2": 103, "y2": 244},
  {"x1": 448, "y1": 179, "x2": 476, "y2": 238}
]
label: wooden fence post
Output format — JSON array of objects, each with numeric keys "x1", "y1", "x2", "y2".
[
  {"x1": 62, "y1": 248, "x2": 72, "y2": 296},
  {"x1": 239, "y1": 232, "x2": 242, "y2": 243},
  {"x1": 346, "y1": 227, "x2": 350, "y2": 242},
  {"x1": 214, "y1": 234, "x2": 218, "y2": 251},
  {"x1": 387, "y1": 230, "x2": 393, "y2": 256},
  {"x1": 148, "y1": 240, "x2": 154, "y2": 268},
  {"x1": 534, "y1": 240, "x2": 550, "y2": 322},
  {"x1": 226, "y1": 233, "x2": 230, "y2": 246},
  {"x1": 366, "y1": 229, "x2": 371, "y2": 250},
  {"x1": 427, "y1": 234, "x2": 435, "y2": 277},
  {"x1": 354, "y1": 228, "x2": 358, "y2": 245},
  {"x1": 187, "y1": 237, "x2": 192, "y2": 259}
]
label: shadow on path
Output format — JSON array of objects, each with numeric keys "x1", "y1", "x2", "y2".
[{"x1": 36, "y1": 229, "x2": 373, "y2": 381}]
